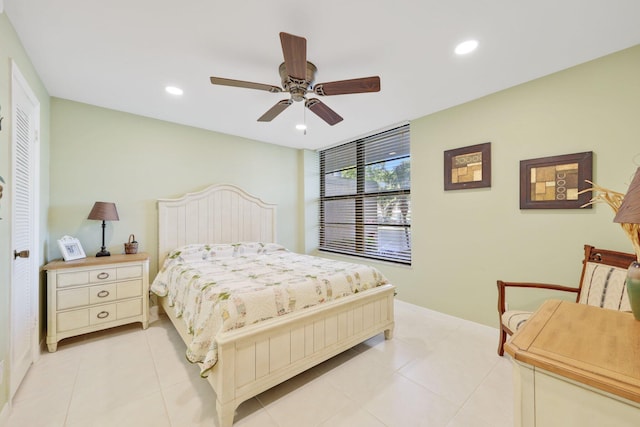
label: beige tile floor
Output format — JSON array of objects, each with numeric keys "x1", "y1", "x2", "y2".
[{"x1": 6, "y1": 300, "x2": 513, "y2": 427}]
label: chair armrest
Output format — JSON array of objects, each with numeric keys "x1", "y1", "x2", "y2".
[{"x1": 497, "y1": 280, "x2": 579, "y2": 315}]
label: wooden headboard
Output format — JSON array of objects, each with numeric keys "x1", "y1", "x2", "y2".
[{"x1": 157, "y1": 184, "x2": 277, "y2": 264}]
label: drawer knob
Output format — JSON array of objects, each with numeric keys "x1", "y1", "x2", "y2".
[
  {"x1": 97, "y1": 272, "x2": 110, "y2": 280},
  {"x1": 96, "y1": 311, "x2": 110, "y2": 319},
  {"x1": 97, "y1": 290, "x2": 110, "y2": 298}
]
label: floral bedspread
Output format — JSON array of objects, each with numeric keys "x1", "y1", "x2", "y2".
[{"x1": 150, "y1": 242, "x2": 388, "y2": 376}]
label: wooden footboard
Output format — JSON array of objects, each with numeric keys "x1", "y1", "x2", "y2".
[{"x1": 158, "y1": 283, "x2": 395, "y2": 427}]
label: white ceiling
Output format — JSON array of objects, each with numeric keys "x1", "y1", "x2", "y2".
[{"x1": 5, "y1": 1, "x2": 640, "y2": 150}]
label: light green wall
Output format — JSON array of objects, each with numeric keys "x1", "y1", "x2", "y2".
[
  {"x1": 0, "y1": 12, "x2": 50, "y2": 416},
  {"x1": 49, "y1": 99, "x2": 301, "y2": 276},
  {"x1": 315, "y1": 45, "x2": 640, "y2": 328},
  {"x1": 299, "y1": 149, "x2": 320, "y2": 254}
]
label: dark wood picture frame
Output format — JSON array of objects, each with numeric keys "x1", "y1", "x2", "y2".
[
  {"x1": 519, "y1": 151, "x2": 593, "y2": 209},
  {"x1": 444, "y1": 142, "x2": 491, "y2": 190}
]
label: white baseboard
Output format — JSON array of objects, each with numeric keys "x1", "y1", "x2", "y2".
[{"x1": 0, "y1": 401, "x2": 10, "y2": 427}]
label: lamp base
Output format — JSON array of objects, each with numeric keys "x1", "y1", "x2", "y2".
[
  {"x1": 96, "y1": 220, "x2": 111, "y2": 257},
  {"x1": 626, "y1": 261, "x2": 640, "y2": 320}
]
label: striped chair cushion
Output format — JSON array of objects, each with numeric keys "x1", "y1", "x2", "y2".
[
  {"x1": 578, "y1": 262, "x2": 630, "y2": 311},
  {"x1": 501, "y1": 310, "x2": 532, "y2": 332},
  {"x1": 502, "y1": 262, "x2": 630, "y2": 334}
]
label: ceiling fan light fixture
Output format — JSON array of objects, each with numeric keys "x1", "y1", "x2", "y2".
[
  {"x1": 455, "y1": 40, "x2": 479, "y2": 55},
  {"x1": 165, "y1": 86, "x2": 184, "y2": 96},
  {"x1": 296, "y1": 123, "x2": 307, "y2": 131}
]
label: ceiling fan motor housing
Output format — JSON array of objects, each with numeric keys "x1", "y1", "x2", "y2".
[{"x1": 279, "y1": 62, "x2": 316, "y2": 102}]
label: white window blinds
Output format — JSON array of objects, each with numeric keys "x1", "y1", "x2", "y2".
[{"x1": 319, "y1": 124, "x2": 411, "y2": 264}]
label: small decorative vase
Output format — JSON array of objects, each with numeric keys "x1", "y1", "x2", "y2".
[{"x1": 626, "y1": 261, "x2": 640, "y2": 320}]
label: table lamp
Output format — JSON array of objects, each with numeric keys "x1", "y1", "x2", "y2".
[
  {"x1": 88, "y1": 201, "x2": 119, "y2": 257},
  {"x1": 613, "y1": 167, "x2": 640, "y2": 319}
]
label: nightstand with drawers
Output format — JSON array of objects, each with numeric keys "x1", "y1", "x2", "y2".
[{"x1": 44, "y1": 253, "x2": 150, "y2": 352}]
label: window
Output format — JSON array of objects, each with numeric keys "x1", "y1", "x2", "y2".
[{"x1": 319, "y1": 124, "x2": 411, "y2": 264}]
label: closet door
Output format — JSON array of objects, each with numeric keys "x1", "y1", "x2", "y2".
[{"x1": 10, "y1": 61, "x2": 40, "y2": 399}]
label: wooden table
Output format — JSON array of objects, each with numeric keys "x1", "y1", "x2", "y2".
[{"x1": 505, "y1": 299, "x2": 640, "y2": 427}]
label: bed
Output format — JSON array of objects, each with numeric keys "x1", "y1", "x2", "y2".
[{"x1": 153, "y1": 184, "x2": 396, "y2": 427}]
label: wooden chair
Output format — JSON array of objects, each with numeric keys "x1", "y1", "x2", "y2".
[{"x1": 497, "y1": 244, "x2": 636, "y2": 356}]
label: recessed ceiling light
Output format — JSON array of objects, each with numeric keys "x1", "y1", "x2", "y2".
[
  {"x1": 296, "y1": 124, "x2": 307, "y2": 131},
  {"x1": 455, "y1": 40, "x2": 478, "y2": 55},
  {"x1": 165, "y1": 86, "x2": 183, "y2": 95}
]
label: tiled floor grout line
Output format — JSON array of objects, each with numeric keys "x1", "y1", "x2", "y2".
[
  {"x1": 61, "y1": 348, "x2": 83, "y2": 427},
  {"x1": 143, "y1": 326, "x2": 171, "y2": 426}
]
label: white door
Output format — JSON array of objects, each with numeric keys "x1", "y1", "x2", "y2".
[{"x1": 10, "y1": 61, "x2": 40, "y2": 399}]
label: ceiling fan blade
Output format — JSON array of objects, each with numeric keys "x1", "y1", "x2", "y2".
[
  {"x1": 305, "y1": 98, "x2": 343, "y2": 126},
  {"x1": 257, "y1": 99, "x2": 293, "y2": 122},
  {"x1": 313, "y1": 76, "x2": 380, "y2": 96},
  {"x1": 210, "y1": 76, "x2": 282, "y2": 93},
  {"x1": 279, "y1": 32, "x2": 307, "y2": 80}
]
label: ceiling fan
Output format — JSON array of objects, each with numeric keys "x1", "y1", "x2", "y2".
[{"x1": 209, "y1": 32, "x2": 381, "y2": 126}]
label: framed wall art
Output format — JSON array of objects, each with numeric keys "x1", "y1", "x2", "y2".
[
  {"x1": 519, "y1": 151, "x2": 593, "y2": 209},
  {"x1": 444, "y1": 142, "x2": 491, "y2": 190},
  {"x1": 57, "y1": 235, "x2": 87, "y2": 261}
]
